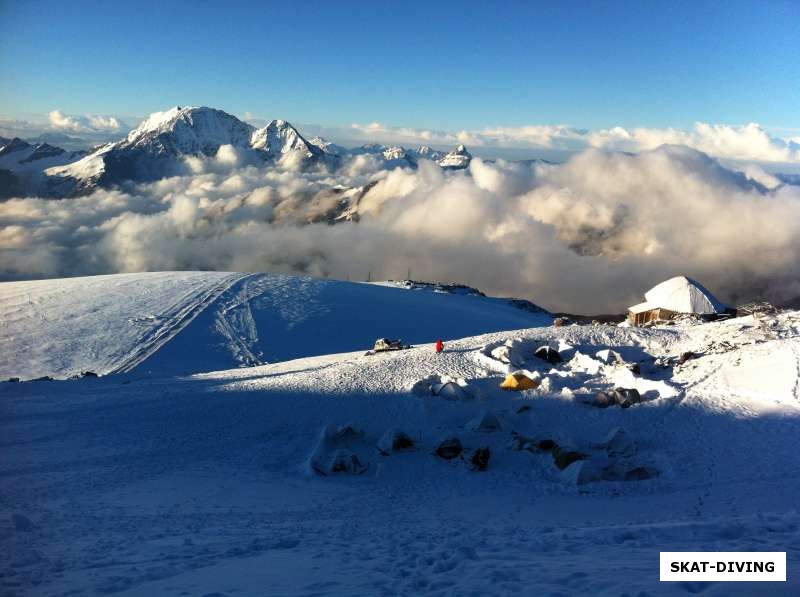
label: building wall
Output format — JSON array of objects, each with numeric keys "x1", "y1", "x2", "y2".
[{"x1": 628, "y1": 308, "x2": 678, "y2": 326}]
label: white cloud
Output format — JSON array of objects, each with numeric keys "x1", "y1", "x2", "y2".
[
  {"x1": 343, "y1": 120, "x2": 799, "y2": 164},
  {"x1": 588, "y1": 122, "x2": 800, "y2": 163},
  {"x1": 7, "y1": 108, "x2": 798, "y2": 166},
  {"x1": 48, "y1": 110, "x2": 125, "y2": 133},
  {"x1": 349, "y1": 122, "x2": 464, "y2": 147},
  {"x1": 47, "y1": 110, "x2": 78, "y2": 130},
  {"x1": 87, "y1": 115, "x2": 123, "y2": 132},
  {"x1": 2, "y1": 145, "x2": 800, "y2": 312}
]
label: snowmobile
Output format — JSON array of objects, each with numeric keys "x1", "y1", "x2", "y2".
[{"x1": 365, "y1": 338, "x2": 411, "y2": 355}]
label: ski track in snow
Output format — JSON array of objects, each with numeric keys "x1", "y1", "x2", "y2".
[
  {"x1": 3, "y1": 281, "x2": 800, "y2": 595},
  {"x1": 134, "y1": 272, "x2": 552, "y2": 376},
  {"x1": 110, "y1": 273, "x2": 252, "y2": 374},
  {"x1": 0, "y1": 272, "x2": 246, "y2": 380},
  {"x1": 212, "y1": 274, "x2": 333, "y2": 368},
  {"x1": 1, "y1": 272, "x2": 551, "y2": 380}
]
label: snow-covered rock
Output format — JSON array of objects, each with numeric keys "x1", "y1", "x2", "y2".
[
  {"x1": 307, "y1": 423, "x2": 369, "y2": 476},
  {"x1": 561, "y1": 459, "x2": 606, "y2": 485},
  {"x1": 376, "y1": 429, "x2": 414, "y2": 455},
  {"x1": 593, "y1": 427, "x2": 637, "y2": 457},
  {"x1": 490, "y1": 343, "x2": 527, "y2": 367},
  {"x1": 438, "y1": 144, "x2": 472, "y2": 169},
  {"x1": 467, "y1": 410, "x2": 506, "y2": 432},
  {"x1": 595, "y1": 349, "x2": 623, "y2": 365}
]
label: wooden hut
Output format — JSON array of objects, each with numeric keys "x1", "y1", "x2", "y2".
[{"x1": 627, "y1": 276, "x2": 725, "y2": 326}]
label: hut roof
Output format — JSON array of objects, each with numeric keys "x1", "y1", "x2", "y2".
[
  {"x1": 629, "y1": 276, "x2": 726, "y2": 315},
  {"x1": 628, "y1": 301, "x2": 655, "y2": 314}
]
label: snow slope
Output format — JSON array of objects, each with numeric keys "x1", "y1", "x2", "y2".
[
  {"x1": 2, "y1": 312, "x2": 799, "y2": 595},
  {"x1": 0, "y1": 272, "x2": 551, "y2": 380},
  {"x1": 0, "y1": 272, "x2": 244, "y2": 380}
]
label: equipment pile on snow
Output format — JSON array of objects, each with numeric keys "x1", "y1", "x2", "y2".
[
  {"x1": 591, "y1": 387, "x2": 642, "y2": 409},
  {"x1": 307, "y1": 424, "x2": 370, "y2": 476},
  {"x1": 736, "y1": 301, "x2": 779, "y2": 317}
]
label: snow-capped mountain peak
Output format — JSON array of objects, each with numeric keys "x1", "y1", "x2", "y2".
[
  {"x1": 20, "y1": 143, "x2": 66, "y2": 164},
  {"x1": 30, "y1": 106, "x2": 479, "y2": 197},
  {"x1": 0, "y1": 137, "x2": 86, "y2": 199},
  {"x1": 43, "y1": 109, "x2": 329, "y2": 195},
  {"x1": 128, "y1": 106, "x2": 185, "y2": 139},
  {"x1": 0, "y1": 137, "x2": 32, "y2": 157},
  {"x1": 382, "y1": 146, "x2": 407, "y2": 161},
  {"x1": 412, "y1": 145, "x2": 446, "y2": 162},
  {"x1": 309, "y1": 136, "x2": 330, "y2": 147},
  {"x1": 250, "y1": 119, "x2": 320, "y2": 158},
  {"x1": 123, "y1": 106, "x2": 255, "y2": 156},
  {"x1": 438, "y1": 144, "x2": 472, "y2": 169},
  {"x1": 309, "y1": 136, "x2": 346, "y2": 156}
]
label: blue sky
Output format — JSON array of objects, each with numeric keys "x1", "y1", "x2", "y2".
[{"x1": 0, "y1": 0, "x2": 798, "y2": 134}]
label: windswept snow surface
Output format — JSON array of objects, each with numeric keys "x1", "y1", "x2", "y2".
[
  {"x1": 2, "y1": 311, "x2": 800, "y2": 595},
  {"x1": 0, "y1": 272, "x2": 551, "y2": 380},
  {"x1": 0, "y1": 272, "x2": 244, "y2": 380}
]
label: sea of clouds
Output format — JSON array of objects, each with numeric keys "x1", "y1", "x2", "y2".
[
  {"x1": 344, "y1": 120, "x2": 800, "y2": 165},
  {"x1": 2, "y1": 144, "x2": 799, "y2": 313}
]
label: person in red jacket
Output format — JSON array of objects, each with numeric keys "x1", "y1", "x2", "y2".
[{"x1": 435, "y1": 339, "x2": 444, "y2": 354}]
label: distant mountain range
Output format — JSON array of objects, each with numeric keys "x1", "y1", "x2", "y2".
[
  {"x1": 0, "y1": 106, "x2": 475, "y2": 198},
  {"x1": 0, "y1": 137, "x2": 88, "y2": 198},
  {"x1": 8, "y1": 106, "x2": 795, "y2": 202}
]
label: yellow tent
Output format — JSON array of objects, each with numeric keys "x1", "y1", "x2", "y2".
[{"x1": 500, "y1": 372, "x2": 540, "y2": 391}]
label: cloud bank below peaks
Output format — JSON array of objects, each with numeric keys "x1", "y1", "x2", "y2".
[
  {"x1": 2, "y1": 143, "x2": 800, "y2": 313},
  {"x1": 339, "y1": 121, "x2": 800, "y2": 166}
]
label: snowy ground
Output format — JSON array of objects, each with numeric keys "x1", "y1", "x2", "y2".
[
  {"x1": 2, "y1": 275, "x2": 800, "y2": 595},
  {"x1": 0, "y1": 272, "x2": 550, "y2": 380},
  {"x1": 0, "y1": 272, "x2": 245, "y2": 380}
]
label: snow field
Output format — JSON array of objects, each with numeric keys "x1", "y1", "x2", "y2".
[
  {"x1": 0, "y1": 272, "x2": 552, "y2": 380},
  {"x1": 3, "y1": 310, "x2": 800, "y2": 594}
]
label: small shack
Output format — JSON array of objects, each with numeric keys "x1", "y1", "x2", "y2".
[{"x1": 628, "y1": 276, "x2": 726, "y2": 326}]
